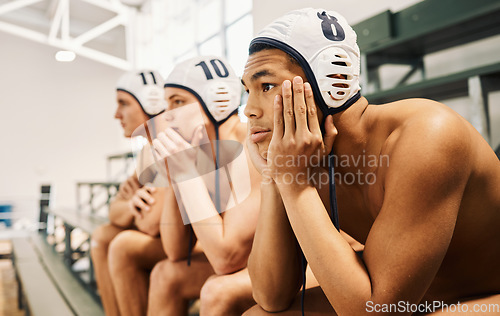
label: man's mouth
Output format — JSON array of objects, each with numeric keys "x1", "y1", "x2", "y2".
[{"x1": 250, "y1": 127, "x2": 271, "y2": 143}]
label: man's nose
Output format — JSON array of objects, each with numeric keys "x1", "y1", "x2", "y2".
[{"x1": 243, "y1": 93, "x2": 262, "y2": 119}]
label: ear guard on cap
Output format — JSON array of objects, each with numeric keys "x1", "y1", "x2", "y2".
[
  {"x1": 138, "y1": 84, "x2": 166, "y2": 116},
  {"x1": 311, "y1": 46, "x2": 360, "y2": 108},
  {"x1": 203, "y1": 81, "x2": 240, "y2": 123},
  {"x1": 116, "y1": 70, "x2": 167, "y2": 117}
]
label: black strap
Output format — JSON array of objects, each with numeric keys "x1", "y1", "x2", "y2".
[
  {"x1": 329, "y1": 154, "x2": 340, "y2": 230},
  {"x1": 187, "y1": 125, "x2": 222, "y2": 266},
  {"x1": 301, "y1": 153, "x2": 340, "y2": 315},
  {"x1": 187, "y1": 225, "x2": 193, "y2": 266},
  {"x1": 215, "y1": 125, "x2": 221, "y2": 213}
]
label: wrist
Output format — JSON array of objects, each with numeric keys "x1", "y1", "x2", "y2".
[
  {"x1": 275, "y1": 180, "x2": 313, "y2": 196},
  {"x1": 169, "y1": 166, "x2": 199, "y2": 183},
  {"x1": 260, "y1": 176, "x2": 276, "y2": 187}
]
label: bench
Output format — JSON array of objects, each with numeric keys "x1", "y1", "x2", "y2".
[
  {"x1": 12, "y1": 235, "x2": 104, "y2": 315},
  {"x1": 43, "y1": 207, "x2": 108, "y2": 293},
  {"x1": 76, "y1": 181, "x2": 121, "y2": 214}
]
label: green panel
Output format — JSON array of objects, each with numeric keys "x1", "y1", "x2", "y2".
[
  {"x1": 353, "y1": 10, "x2": 392, "y2": 51},
  {"x1": 394, "y1": 0, "x2": 500, "y2": 40},
  {"x1": 365, "y1": 62, "x2": 500, "y2": 103}
]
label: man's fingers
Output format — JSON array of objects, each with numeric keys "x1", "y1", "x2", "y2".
[
  {"x1": 132, "y1": 195, "x2": 150, "y2": 211},
  {"x1": 137, "y1": 188, "x2": 155, "y2": 205},
  {"x1": 323, "y1": 115, "x2": 338, "y2": 154},
  {"x1": 153, "y1": 138, "x2": 170, "y2": 159},
  {"x1": 281, "y1": 80, "x2": 295, "y2": 137},
  {"x1": 271, "y1": 94, "x2": 284, "y2": 141},
  {"x1": 145, "y1": 186, "x2": 156, "y2": 194},
  {"x1": 305, "y1": 82, "x2": 321, "y2": 134},
  {"x1": 128, "y1": 199, "x2": 142, "y2": 219},
  {"x1": 293, "y1": 76, "x2": 308, "y2": 133},
  {"x1": 157, "y1": 132, "x2": 177, "y2": 153},
  {"x1": 129, "y1": 178, "x2": 140, "y2": 192},
  {"x1": 164, "y1": 127, "x2": 187, "y2": 146},
  {"x1": 246, "y1": 137, "x2": 268, "y2": 174},
  {"x1": 191, "y1": 125, "x2": 205, "y2": 147}
]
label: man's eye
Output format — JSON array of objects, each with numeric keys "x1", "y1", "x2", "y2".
[
  {"x1": 262, "y1": 84, "x2": 275, "y2": 92},
  {"x1": 174, "y1": 100, "x2": 184, "y2": 106}
]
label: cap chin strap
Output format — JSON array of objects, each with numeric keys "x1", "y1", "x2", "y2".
[
  {"x1": 323, "y1": 91, "x2": 361, "y2": 116},
  {"x1": 185, "y1": 105, "x2": 230, "y2": 268},
  {"x1": 300, "y1": 152, "x2": 340, "y2": 316}
]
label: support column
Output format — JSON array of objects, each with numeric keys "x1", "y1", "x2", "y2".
[{"x1": 468, "y1": 76, "x2": 490, "y2": 144}]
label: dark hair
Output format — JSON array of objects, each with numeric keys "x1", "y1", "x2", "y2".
[{"x1": 249, "y1": 42, "x2": 299, "y2": 67}]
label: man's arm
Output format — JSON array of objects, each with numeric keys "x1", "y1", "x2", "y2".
[
  {"x1": 108, "y1": 175, "x2": 140, "y2": 228},
  {"x1": 247, "y1": 180, "x2": 302, "y2": 312},
  {"x1": 132, "y1": 186, "x2": 165, "y2": 237},
  {"x1": 175, "y1": 146, "x2": 261, "y2": 275},
  {"x1": 278, "y1": 117, "x2": 471, "y2": 315},
  {"x1": 158, "y1": 184, "x2": 193, "y2": 261}
]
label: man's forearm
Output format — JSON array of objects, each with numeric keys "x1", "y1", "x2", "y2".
[
  {"x1": 108, "y1": 198, "x2": 134, "y2": 228},
  {"x1": 176, "y1": 177, "x2": 243, "y2": 274},
  {"x1": 279, "y1": 184, "x2": 372, "y2": 315},
  {"x1": 248, "y1": 181, "x2": 302, "y2": 311},
  {"x1": 159, "y1": 187, "x2": 192, "y2": 260}
]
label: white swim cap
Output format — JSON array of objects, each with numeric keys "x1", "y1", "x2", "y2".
[
  {"x1": 250, "y1": 8, "x2": 361, "y2": 115},
  {"x1": 164, "y1": 56, "x2": 241, "y2": 125},
  {"x1": 116, "y1": 70, "x2": 167, "y2": 117}
]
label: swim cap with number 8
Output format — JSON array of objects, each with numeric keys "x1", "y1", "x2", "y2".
[{"x1": 251, "y1": 8, "x2": 361, "y2": 115}]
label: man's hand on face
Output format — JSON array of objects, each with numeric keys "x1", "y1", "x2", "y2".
[
  {"x1": 152, "y1": 126, "x2": 204, "y2": 182},
  {"x1": 116, "y1": 175, "x2": 141, "y2": 200},
  {"x1": 129, "y1": 186, "x2": 156, "y2": 219},
  {"x1": 268, "y1": 76, "x2": 337, "y2": 187},
  {"x1": 246, "y1": 136, "x2": 274, "y2": 183}
]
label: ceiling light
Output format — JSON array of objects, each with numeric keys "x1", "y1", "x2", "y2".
[{"x1": 55, "y1": 51, "x2": 76, "y2": 62}]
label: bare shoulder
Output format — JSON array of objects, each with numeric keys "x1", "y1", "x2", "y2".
[
  {"x1": 367, "y1": 98, "x2": 478, "y2": 203},
  {"x1": 378, "y1": 98, "x2": 474, "y2": 164}
]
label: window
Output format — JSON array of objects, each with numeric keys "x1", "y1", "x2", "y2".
[{"x1": 166, "y1": 0, "x2": 253, "y2": 77}]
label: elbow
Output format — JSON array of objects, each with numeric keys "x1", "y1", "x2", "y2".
[
  {"x1": 248, "y1": 256, "x2": 299, "y2": 313},
  {"x1": 252, "y1": 289, "x2": 294, "y2": 313},
  {"x1": 136, "y1": 220, "x2": 160, "y2": 237},
  {"x1": 145, "y1": 225, "x2": 160, "y2": 237},
  {"x1": 167, "y1": 250, "x2": 189, "y2": 262},
  {"x1": 211, "y1": 250, "x2": 248, "y2": 275},
  {"x1": 212, "y1": 258, "x2": 246, "y2": 275}
]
